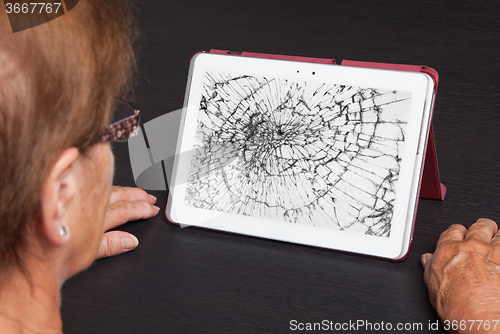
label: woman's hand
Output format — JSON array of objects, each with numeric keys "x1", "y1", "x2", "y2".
[
  {"x1": 422, "y1": 218, "x2": 500, "y2": 333},
  {"x1": 95, "y1": 186, "x2": 160, "y2": 259}
]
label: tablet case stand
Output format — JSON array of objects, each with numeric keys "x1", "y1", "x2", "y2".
[{"x1": 209, "y1": 49, "x2": 446, "y2": 201}]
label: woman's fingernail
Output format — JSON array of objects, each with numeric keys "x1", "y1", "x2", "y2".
[
  {"x1": 152, "y1": 205, "x2": 160, "y2": 211},
  {"x1": 149, "y1": 194, "x2": 157, "y2": 201},
  {"x1": 421, "y1": 254, "x2": 428, "y2": 267},
  {"x1": 121, "y1": 236, "x2": 139, "y2": 250}
]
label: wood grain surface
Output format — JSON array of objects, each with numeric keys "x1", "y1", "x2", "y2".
[{"x1": 61, "y1": 1, "x2": 500, "y2": 333}]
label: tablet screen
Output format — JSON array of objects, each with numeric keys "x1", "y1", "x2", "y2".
[{"x1": 185, "y1": 71, "x2": 411, "y2": 238}]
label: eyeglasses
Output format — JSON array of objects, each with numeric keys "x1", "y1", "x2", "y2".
[{"x1": 99, "y1": 99, "x2": 141, "y2": 142}]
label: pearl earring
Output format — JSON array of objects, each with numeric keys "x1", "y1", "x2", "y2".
[{"x1": 60, "y1": 226, "x2": 67, "y2": 236}]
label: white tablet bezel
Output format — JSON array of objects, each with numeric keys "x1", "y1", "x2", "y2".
[
  {"x1": 167, "y1": 53, "x2": 433, "y2": 259},
  {"x1": 395, "y1": 74, "x2": 434, "y2": 260}
]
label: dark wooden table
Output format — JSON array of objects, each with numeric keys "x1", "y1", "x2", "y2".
[{"x1": 61, "y1": 1, "x2": 500, "y2": 333}]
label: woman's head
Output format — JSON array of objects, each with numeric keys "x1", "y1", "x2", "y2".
[{"x1": 0, "y1": 0, "x2": 137, "y2": 282}]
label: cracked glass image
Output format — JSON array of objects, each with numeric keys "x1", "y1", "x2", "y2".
[{"x1": 184, "y1": 72, "x2": 411, "y2": 237}]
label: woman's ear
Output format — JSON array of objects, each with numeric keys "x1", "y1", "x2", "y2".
[{"x1": 39, "y1": 147, "x2": 80, "y2": 246}]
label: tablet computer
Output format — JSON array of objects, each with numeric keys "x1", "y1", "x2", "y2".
[{"x1": 166, "y1": 52, "x2": 435, "y2": 260}]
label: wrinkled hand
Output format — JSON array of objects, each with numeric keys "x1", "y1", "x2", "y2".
[
  {"x1": 96, "y1": 186, "x2": 160, "y2": 259},
  {"x1": 422, "y1": 218, "x2": 500, "y2": 333}
]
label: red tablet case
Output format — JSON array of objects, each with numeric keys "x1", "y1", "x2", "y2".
[
  {"x1": 169, "y1": 49, "x2": 446, "y2": 260},
  {"x1": 208, "y1": 49, "x2": 446, "y2": 201}
]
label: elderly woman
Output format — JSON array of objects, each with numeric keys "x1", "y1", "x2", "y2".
[{"x1": 0, "y1": 0, "x2": 159, "y2": 332}]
